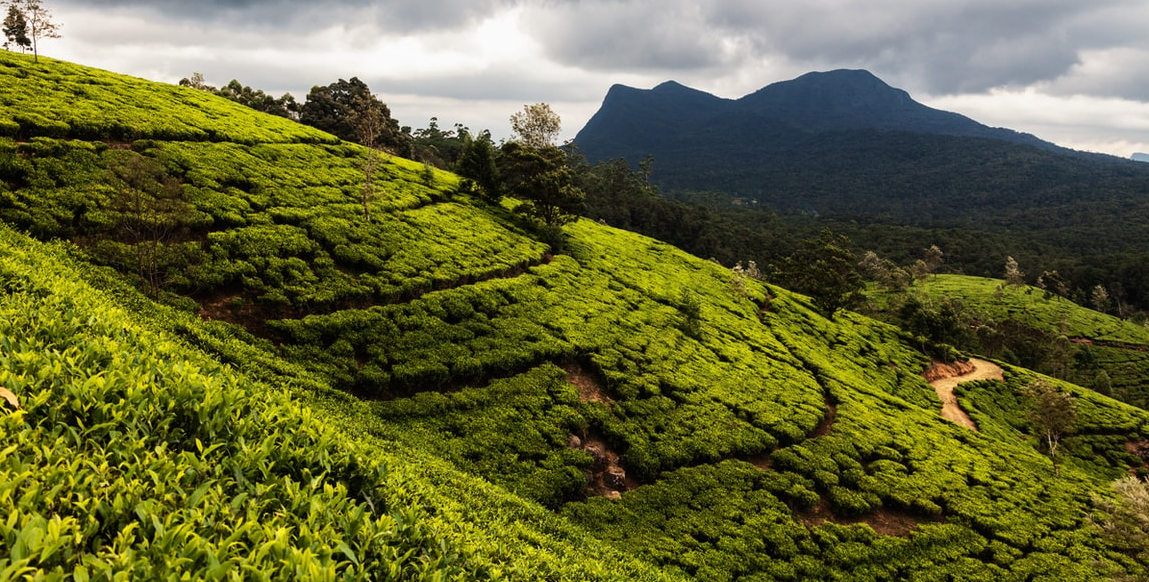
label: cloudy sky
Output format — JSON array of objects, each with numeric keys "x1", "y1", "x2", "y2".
[{"x1": 42, "y1": 0, "x2": 1149, "y2": 157}]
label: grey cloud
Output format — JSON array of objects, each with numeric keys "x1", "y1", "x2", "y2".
[
  {"x1": 521, "y1": 0, "x2": 1144, "y2": 98},
  {"x1": 522, "y1": 2, "x2": 726, "y2": 71},
  {"x1": 56, "y1": 0, "x2": 511, "y2": 33}
]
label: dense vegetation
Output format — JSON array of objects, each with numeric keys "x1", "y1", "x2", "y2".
[
  {"x1": 572, "y1": 73, "x2": 1149, "y2": 316},
  {"x1": 0, "y1": 224, "x2": 678, "y2": 580},
  {"x1": 868, "y1": 274, "x2": 1149, "y2": 410},
  {"x1": 4, "y1": 51, "x2": 1149, "y2": 580}
]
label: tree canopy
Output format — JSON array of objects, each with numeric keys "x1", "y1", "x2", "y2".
[
  {"x1": 499, "y1": 142, "x2": 585, "y2": 228},
  {"x1": 2, "y1": 4, "x2": 30, "y2": 53},
  {"x1": 510, "y1": 103, "x2": 561, "y2": 149},
  {"x1": 772, "y1": 228, "x2": 865, "y2": 319},
  {"x1": 299, "y1": 77, "x2": 410, "y2": 155}
]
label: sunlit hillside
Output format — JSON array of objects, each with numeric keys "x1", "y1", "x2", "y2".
[{"x1": 1, "y1": 51, "x2": 1147, "y2": 581}]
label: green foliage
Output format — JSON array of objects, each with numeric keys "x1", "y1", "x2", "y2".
[
  {"x1": 0, "y1": 224, "x2": 683, "y2": 582},
  {"x1": 871, "y1": 274, "x2": 1149, "y2": 408},
  {"x1": 299, "y1": 77, "x2": 410, "y2": 154},
  {"x1": 499, "y1": 142, "x2": 586, "y2": 227},
  {"x1": 7, "y1": 53, "x2": 1149, "y2": 582},
  {"x1": 457, "y1": 129, "x2": 501, "y2": 201},
  {"x1": 773, "y1": 228, "x2": 865, "y2": 318},
  {"x1": 0, "y1": 51, "x2": 336, "y2": 144}
]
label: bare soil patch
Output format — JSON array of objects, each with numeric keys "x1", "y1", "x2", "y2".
[
  {"x1": 569, "y1": 432, "x2": 637, "y2": 499},
  {"x1": 810, "y1": 397, "x2": 837, "y2": 438},
  {"x1": 562, "y1": 360, "x2": 611, "y2": 407},
  {"x1": 793, "y1": 498, "x2": 933, "y2": 537},
  {"x1": 925, "y1": 358, "x2": 1004, "y2": 431}
]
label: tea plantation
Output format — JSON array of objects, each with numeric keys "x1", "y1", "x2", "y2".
[{"x1": 2, "y1": 51, "x2": 1149, "y2": 580}]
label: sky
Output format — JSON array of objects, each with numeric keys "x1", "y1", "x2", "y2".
[{"x1": 39, "y1": 0, "x2": 1149, "y2": 157}]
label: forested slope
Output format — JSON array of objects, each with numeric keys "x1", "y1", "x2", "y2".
[{"x1": 2, "y1": 51, "x2": 1148, "y2": 580}]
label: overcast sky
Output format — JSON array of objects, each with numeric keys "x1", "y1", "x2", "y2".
[{"x1": 41, "y1": 0, "x2": 1149, "y2": 157}]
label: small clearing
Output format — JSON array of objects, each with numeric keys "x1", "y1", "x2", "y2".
[{"x1": 925, "y1": 358, "x2": 1003, "y2": 431}]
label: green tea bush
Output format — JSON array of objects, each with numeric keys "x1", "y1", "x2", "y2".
[{"x1": 0, "y1": 224, "x2": 683, "y2": 581}]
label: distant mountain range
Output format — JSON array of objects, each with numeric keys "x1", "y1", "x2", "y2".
[
  {"x1": 576, "y1": 70, "x2": 1057, "y2": 157},
  {"x1": 572, "y1": 70, "x2": 1149, "y2": 227}
]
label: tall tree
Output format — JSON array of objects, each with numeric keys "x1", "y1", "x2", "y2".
[
  {"x1": 300, "y1": 77, "x2": 410, "y2": 155},
  {"x1": 456, "y1": 129, "x2": 500, "y2": 202},
  {"x1": 2, "y1": 4, "x2": 30, "y2": 53},
  {"x1": 1004, "y1": 255, "x2": 1025, "y2": 287},
  {"x1": 772, "y1": 229, "x2": 865, "y2": 319},
  {"x1": 104, "y1": 151, "x2": 191, "y2": 297},
  {"x1": 348, "y1": 93, "x2": 391, "y2": 222},
  {"x1": 498, "y1": 142, "x2": 585, "y2": 228},
  {"x1": 17, "y1": 0, "x2": 59, "y2": 62},
  {"x1": 510, "y1": 103, "x2": 561, "y2": 149},
  {"x1": 1022, "y1": 378, "x2": 1077, "y2": 476}
]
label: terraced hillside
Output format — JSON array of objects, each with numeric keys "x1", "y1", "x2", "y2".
[{"x1": 2, "y1": 51, "x2": 1149, "y2": 580}]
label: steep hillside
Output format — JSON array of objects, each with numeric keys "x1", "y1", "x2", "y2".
[
  {"x1": 0, "y1": 224, "x2": 679, "y2": 580},
  {"x1": 3, "y1": 52, "x2": 1149, "y2": 580}
]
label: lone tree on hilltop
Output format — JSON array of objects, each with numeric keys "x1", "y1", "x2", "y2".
[
  {"x1": 9, "y1": 0, "x2": 60, "y2": 62},
  {"x1": 510, "y1": 103, "x2": 561, "y2": 149},
  {"x1": 2, "y1": 4, "x2": 30, "y2": 53}
]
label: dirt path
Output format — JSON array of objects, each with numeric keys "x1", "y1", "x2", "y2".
[{"x1": 925, "y1": 358, "x2": 1003, "y2": 431}]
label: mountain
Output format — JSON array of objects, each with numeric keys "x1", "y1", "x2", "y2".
[
  {"x1": 3, "y1": 52, "x2": 1149, "y2": 580},
  {"x1": 573, "y1": 70, "x2": 1149, "y2": 227},
  {"x1": 1133, "y1": 152, "x2": 1149, "y2": 163}
]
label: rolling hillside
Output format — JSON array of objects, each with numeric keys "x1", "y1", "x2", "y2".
[
  {"x1": 872, "y1": 274, "x2": 1149, "y2": 409},
  {"x1": 2, "y1": 52, "x2": 1149, "y2": 580}
]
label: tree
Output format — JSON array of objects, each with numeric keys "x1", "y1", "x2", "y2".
[
  {"x1": 15, "y1": 0, "x2": 59, "y2": 62},
  {"x1": 1037, "y1": 269, "x2": 1069, "y2": 299},
  {"x1": 1004, "y1": 255, "x2": 1025, "y2": 287},
  {"x1": 510, "y1": 103, "x2": 561, "y2": 149},
  {"x1": 498, "y1": 142, "x2": 585, "y2": 229},
  {"x1": 2, "y1": 4, "x2": 30, "y2": 53},
  {"x1": 1022, "y1": 378, "x2": 1077, "y2": 476},
  {"x1": 104, "y1": 151, "x2": 191, "y2": 297},
  {"x1": 349, "y1": 93, "x2": 391, "y2": 222},
  {"x1": 1091, "y1": 284, "x2": 1111, "y2": 314},
  {"x1": 1092, "y1": 476, "x2": 1149, "y2": 573},
  {"x1": 178, "y1": 72, "x2": 210, "y2": 90},
  {"x1": 410, "y1": 117, "x2": 469, "y2": 169},
  {"x1": 179, "y1": 74, "x2": 300, "y2": 119},
  {"x1": 300, "y1": 77, "x2": 410, "y2": 154},
  {"x1": 923, "y1": 244, "x2": 944, "y2": 274},
  {"x1": 773, "y1": 229, "x2": 865, "y2": 319},
  {"x1": 456, "y1": 129, "x2": 500, "y2": 202}
]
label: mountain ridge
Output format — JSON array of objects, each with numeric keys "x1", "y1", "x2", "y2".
[{"x1": 576, "y1": 69, "x2": 1062, "y2": 160}]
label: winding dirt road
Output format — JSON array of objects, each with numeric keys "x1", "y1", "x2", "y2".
[{"x1": 926, "y1": 358, "x2": 1003, "y2": 430}]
